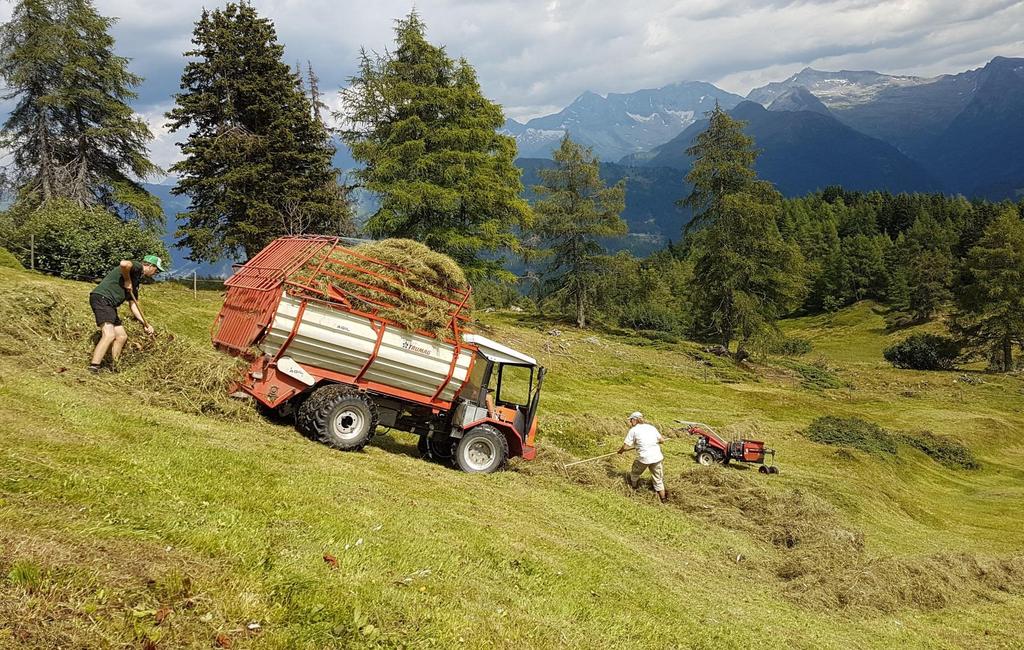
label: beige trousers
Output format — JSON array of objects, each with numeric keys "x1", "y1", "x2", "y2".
[{"x1": 629, "y1": 460, "x2": 664, "y2": 492}]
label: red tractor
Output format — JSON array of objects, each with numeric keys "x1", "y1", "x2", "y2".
[{"x1": 676, "y1": 420, "x2": 779, "y2": 474}]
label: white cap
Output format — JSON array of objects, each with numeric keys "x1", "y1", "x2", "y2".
[{"x1": 627, "y1": 411, "x2": 643, "y2": 421}]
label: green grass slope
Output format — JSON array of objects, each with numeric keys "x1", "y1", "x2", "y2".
[{"x1": 1, "y1": 267, "x2": 1022, "y2": 649}]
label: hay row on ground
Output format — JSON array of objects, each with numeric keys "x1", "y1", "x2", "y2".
[
  {"x1": 289, "y1": 239, "x2": 473, "y2": 338},
  {"x1": 0, "y1": 274, "x2": 250, "y2": 419},
  {"x1": 516, "y1": 442, "x2": 1020, "y2": 615}
]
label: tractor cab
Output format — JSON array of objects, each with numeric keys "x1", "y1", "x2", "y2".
[{"x1": 459, "y1": 334, "x2": 546, "y2": 441}]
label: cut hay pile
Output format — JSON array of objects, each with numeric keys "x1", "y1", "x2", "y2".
[
  {"x1": 292, "y1": 239, "x2": 473, "y2": 338},
  {"x1": 0, "y1": 270, "x2": 250, "y2": 419},
  {"x1": 519, "y1": 438, "x2": 1024, "y2": 615}
]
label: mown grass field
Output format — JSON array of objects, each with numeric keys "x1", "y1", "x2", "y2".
[{"x1": 1, "y1": 265, "x2": 1022, "y2": 648}]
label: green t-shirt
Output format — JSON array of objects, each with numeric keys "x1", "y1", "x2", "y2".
[{"x1": 91, "y1": 261, "x2": 142, "y2": 307}]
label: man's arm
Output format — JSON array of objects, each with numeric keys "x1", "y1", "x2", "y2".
[
  {"x1": 128, "y1": 300, "x2": 154, "y2": 335},
  {"x1": 119, "y1": 260, "x2": 133, "y2": 290},
  {"x1": 618, "y1": 430, "x2": 635, "y2": 454}
]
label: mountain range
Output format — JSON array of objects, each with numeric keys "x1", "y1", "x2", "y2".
[{"x1": 512, "y1": 56, "x2": 1024, "y2": 202}]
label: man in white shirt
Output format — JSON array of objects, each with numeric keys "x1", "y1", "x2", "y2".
[{"x1": 618, "y1": 411, "x2": 667, "y2": 503}]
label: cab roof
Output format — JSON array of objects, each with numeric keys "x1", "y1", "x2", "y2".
[{"x1": 462, "y1": 333, "x2": 538, "y2": 366}]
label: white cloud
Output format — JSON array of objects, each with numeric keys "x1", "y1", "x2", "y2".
[{"x1": 3, "y1": 0, "x2": 1022, "y2": 160}]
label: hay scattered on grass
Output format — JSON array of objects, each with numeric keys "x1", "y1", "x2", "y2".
[
  {"x1": 518, "y1": 439, "x2": 1020, "y2": 614},
  {"x1": 292, "y1": 239, "x2": 473, "y2": 337},
  {"x1": 0, "y1": 272, "x2": 251, "y2": 419}
]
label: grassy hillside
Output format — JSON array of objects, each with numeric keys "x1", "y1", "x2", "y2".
[{"x1": 1, "y1": 266, "x2": 1022, "y2": 649}]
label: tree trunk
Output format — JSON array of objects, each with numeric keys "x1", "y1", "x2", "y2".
[
  {"x1": 1003, "y1": 334, "x2": 1013, "y2": 372},
  {"x1": 576, "y1": 291, "x2": 585, "y2": 329}
]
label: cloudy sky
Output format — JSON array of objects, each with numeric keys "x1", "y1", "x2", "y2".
[{"x1": 3, "y1": 0, "x2": 1022, "y2": 172}]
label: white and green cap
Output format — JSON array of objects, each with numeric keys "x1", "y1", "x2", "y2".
[{"x1": 143, "y1": 255, "x2": 166, "y2": 272}]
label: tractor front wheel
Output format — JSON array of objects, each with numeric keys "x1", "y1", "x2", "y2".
[
  {"x1": 696, "y1": 450, "x2": 717, "y2": 466},
  {"x1": 455, "y1": 425, "x2": 509, "y2": 474}
]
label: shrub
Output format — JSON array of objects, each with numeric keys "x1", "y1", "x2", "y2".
[
  {"x1": 619, "y1": 302, "x2": 682, "y2": 333},
  {"x1": 0, "y1": 246, "x2": 24, "y2": 270},
  {"x1": 14, "y1": 200, "x2": 168, "y2": 280},
  {"x1": 803, "y1": 416, "x2": 897, "y2": 454},
  {"x1": 884, "y1": 333, "x2": 960, "y2": 370},
  {"x1": 768, "y1": 336, "x2": 813, "y2": 357},
  {"x1": 900, "y1": 431, "x2": 979, "y2": 470}
]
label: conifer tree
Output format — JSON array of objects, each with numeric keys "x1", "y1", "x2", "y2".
[
  {"x1": 681, "y1": 105, "x2": 804, "y2": 354},
  {"x1": 897, "y1": 213, "x2": 955, "y2": 321},
  {"x1": 951, "y1": 208, "x2": 1024, "y2": 371},
  {"x1": 339, "y1": 12, "x2": 530, "y2": 279},
  {"x1": 168, "y1": 3, "x2": 351, "y2": 261},
  {"x1": 0, "y1": 0, "x2": 160, "y2": 224},
  {"x1": 532, "y1": 135, "x2": 626, "y2": 328},
  {"x1": 688, "y1": 191, "x2": 805, "y2": 354},
  {"x1": 679, "y1": 103, "x2": 768, "y2": 232}
]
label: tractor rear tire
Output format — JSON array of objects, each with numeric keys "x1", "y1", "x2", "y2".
[
  {"x1": 696, "y1": 451, "x2": 716, "y2": 466},
  {"x1": 296, "y1": 384, "x2": 377, "y2": 452},
  {"x1": 455, "y1": 425, "x2": 509, "y2": 474}
]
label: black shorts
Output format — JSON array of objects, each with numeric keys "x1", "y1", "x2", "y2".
[{"x1": 89, "y1": 293, "x2": 122, "y2": 326}]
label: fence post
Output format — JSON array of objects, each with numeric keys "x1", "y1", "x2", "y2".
[{"x1": 29, "y1": 234, "x2": 34, "y2": 270}]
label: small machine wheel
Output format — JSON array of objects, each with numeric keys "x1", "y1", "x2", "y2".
[
  {"x1": 759, "y1": 465, "x2": 769, "y2": 474},
  {"x1": 696, "y1": 450, "x2": 716, "y2": 466},
  {"x1": 768, "y1": 466, "x2": 780, "y2": 475},
  {"x1": 296, "y1": 384, "x2": 378, "y2": 451},
  {"x1": 418, "y1": 435, "x2": 455, "y2": 464},
  {"x1": 455, "y1": 425, "x2": 509, "y2": 474}
]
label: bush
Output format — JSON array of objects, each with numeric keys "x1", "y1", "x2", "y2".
[
  {"x1": 803, "y1": 416, "x2": 897, "y2": 454},
  {"x1": 768, "y1": 336, "x2": 813, "y2": 357},
  {"x1": 619, "y1": 302, "x2": 682, "y2": 333},
  {"x1": 883, "y1": 333, "x2": 960, "y2": 370},
  {"x1": 14, "y1": 200, "x2": 168, "y2": 280},
  {"x1": 899, "y1": 431, "x2": 979, "y2": 470},
  {"x1": 0, "y1": 246, "x2": 24, "y2": 270}
]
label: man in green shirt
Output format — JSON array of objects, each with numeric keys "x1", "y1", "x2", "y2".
[{"x1": 88, "y1": 255, "x2": 165, "y2": 372}]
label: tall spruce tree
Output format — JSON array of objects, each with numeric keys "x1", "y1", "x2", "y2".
[
  {"x1": 0, "y1": 0, "x2": 160, "y2": 224},
  {"x1": 339, "y1": 12, "x2": 530, "y2": 280},
  {"x1": 168, "y1": 3, "x2": 351, "y2": 261},
  {"x1": 682, "y1": 107, "x2": 804, "y2": 354},
  {"x1": 951, "y1": 208, "x2": 1024, "y2": 371},
  {"x1": 532, "y1": 135, "x2": 626, "y2": 328}
]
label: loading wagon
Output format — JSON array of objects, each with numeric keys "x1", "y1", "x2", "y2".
[{"x1": 211, "y1": 236, "x2": 545, "y2": 473}]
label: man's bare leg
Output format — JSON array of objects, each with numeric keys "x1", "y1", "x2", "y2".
[
  {"x1": 91, "y1": 323, "x2": 117, "y2": 366},
  {"x1": 110, "y1": 326, "x2": 129, "y2": 363}
]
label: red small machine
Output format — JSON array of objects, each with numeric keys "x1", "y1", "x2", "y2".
[{"x1": 676, "y1": 420, "x2": 778, "y2": 474}]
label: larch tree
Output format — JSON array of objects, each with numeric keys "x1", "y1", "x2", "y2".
[
  {"x1": 0, "y1": 0, "x2": 160, "y2": 225},
  {"x1": 682, "y1": 105, "x2": 805, "y2": 355},
  {"x1": 338, "y1": 12, "x2": 530, "y2": 280},
  {"x1": 951, "y1": 208, "x2": 1024, "y2": 371},
  {"x1": 532, "y1": 134, "x2": 626, "y2": 328},
  {"x1": 679, "y1": 103, "x2": 766, "y2": 232},
  {"x1": 167, "y1": 2, "x2": 351, "y2": 262}
]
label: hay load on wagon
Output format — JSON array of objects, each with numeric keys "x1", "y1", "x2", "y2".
[{"x1": 287, "y1": 238, "x2": 474, "y2": 338}]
